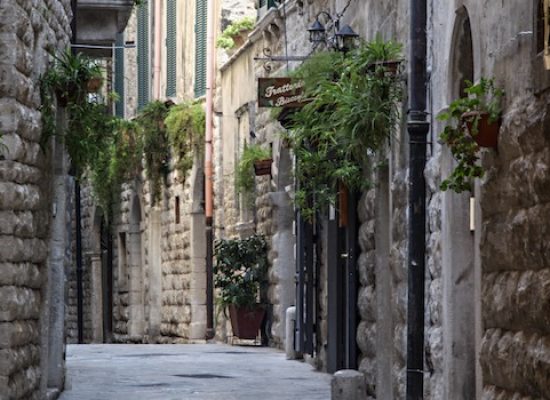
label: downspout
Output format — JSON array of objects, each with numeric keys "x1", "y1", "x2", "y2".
[
  {"x1": 153, "y1": 0, "x2": 162, "y2": 99},
  {"x1": 204, "y1": 0, "x2": 215, "y2": 339},
  {"x1": 406, "y1": 0, "x2": 429, "y2": 398}
]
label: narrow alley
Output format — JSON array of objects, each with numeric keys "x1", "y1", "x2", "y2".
[{"x1": 58, "y1": 344, "x2": 331, "y2": 400}]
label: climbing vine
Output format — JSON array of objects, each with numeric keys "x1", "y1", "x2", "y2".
[{"x1": 165, "y1": 101, "x2": 205, "y2": 180}]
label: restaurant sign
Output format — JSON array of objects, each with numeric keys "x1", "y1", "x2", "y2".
[{"x1": 258, "y1": 78, "x2": 307, "y2": 108}]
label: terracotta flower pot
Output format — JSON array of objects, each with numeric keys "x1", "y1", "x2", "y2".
[
  {"x1": 253, "y1": 158, "x2": 272, "y2": 176},
  {"x1": 229, "y1": 304, "x2": 265, "y2": 340},
  {"x1": 462, "y1": 111, "x2": 500, "y2": 148},
  {"x1": 86, "y1": 77, "x2": 103, "y2": 93},
  {"x1": 367, "y1": 60, "x2": 401, "y2": 77}
]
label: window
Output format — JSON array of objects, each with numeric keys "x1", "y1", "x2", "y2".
[
  {"x1": 194, "y1": 0, "x2": 207, "y2": 97},
  {"x1": 175, "y1": 196, "x2": 181, "y2": 224},
  {"x1": 137, "y1": 1, "x2": 150, "y2": 110},
  {"x1": 166, "y1": 0, "x2": 177, "y2": 97}
]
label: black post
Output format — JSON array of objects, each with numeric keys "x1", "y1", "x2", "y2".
[
  {"x1": 205, "y1": 216, "x2": 214, "y2": 339},
  {"x1": 406, "y1": 0, "x2": 429, "y2": 398},
  {"x1": 75, "y1": 180, "x2": 84, "y2": 344}
]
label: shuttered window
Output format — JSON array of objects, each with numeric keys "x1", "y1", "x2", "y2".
[
  {"x1": 114, "y1": 33, "x2": 125, "y2": 117},
  {"x1": 166, "y1": 0, "x2": 177, "y2": 97},
  {"x1": 194, "y1": 0, "x2": 207, "y2": 98},
  {"x1": 137, "y1": 1, "x2": 150, "y2": 110}
]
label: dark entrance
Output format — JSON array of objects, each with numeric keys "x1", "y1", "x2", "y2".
[
  {"x1": 295, "y1": 185, "x2": 359, "y2": 373},
  {"x1": 100, "y1": 217, "x2": 113, "y2": 343}
]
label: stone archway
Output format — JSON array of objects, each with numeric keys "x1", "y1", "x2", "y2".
[
  {"x1": 90, "y1": 207, "x2": 113, "y2": 343},
  {"x1": 441, "y1": 6, "x2": 477, "y2": 399},
  {"x1": 127, "y1": 194, "x2": 145, "y2": 339}
]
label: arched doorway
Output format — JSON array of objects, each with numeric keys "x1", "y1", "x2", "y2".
[
  {"x1": 91, "y1": 207, "x2": 113, "y2": 343},
  {"x1": 441, "y1": 6, "x2": 476, "y2": 399}
]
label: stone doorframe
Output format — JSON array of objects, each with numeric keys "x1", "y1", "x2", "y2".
[{"x1": 441, "y1": 6, "x2": 479, "y2": 399}]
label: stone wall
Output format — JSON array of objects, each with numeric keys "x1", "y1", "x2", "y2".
[
  {"x1": 479, "y1": 92, "x2": 550, "y2": 398},
  {"x1": 0, "y1": 0, "x2": 72, "y2": 398}
]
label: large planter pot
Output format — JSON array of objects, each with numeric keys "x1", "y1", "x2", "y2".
[
  {"x1": 462, "y1": 111, "x2": 500, "y2": 148},
  {"x1": 229, "y1": 304, "x2": 265, "y2": 340}
]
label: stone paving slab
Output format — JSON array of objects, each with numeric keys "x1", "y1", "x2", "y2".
[{"x1": 58, "y1": 344, "x2": 331, "y2": 400}]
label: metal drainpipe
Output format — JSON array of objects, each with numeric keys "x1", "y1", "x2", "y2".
[
  {"x1": 204, "y1": 0, "x2": 215, "y2": 340},
  {"x1": 406, "y1": 0, "x2": 429, "y2": 397}
]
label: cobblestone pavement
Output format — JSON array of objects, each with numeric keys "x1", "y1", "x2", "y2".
[{"x1": 58, "y1": 344, "x2": 331, "y2": 400}]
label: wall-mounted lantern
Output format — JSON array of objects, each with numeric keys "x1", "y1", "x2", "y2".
[{"x1": 306, "y1": 1, "x2": 358, "y2": 52}]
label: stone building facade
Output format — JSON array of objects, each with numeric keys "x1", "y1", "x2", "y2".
[
  {"x1": 69, "y1": 0, "x2": 212, "y2": 345},
  {"x1": 215, "y1": 0, "x2": 550, "y2": 398},
  {"x1": 0, "y1": 1, "x2": 73, "y2": 398}
]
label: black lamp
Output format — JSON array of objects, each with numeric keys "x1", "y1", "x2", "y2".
[
  {"x1": 335, "y1": 24, "x2": 359, "y2": 51},
  {"x1": 308, "y1": 19, "x2": 326, "y2": 43}
]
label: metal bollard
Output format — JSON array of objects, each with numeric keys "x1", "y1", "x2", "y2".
[{"x1": 285, "y1": 306, "x2": 297, "y2": 359}]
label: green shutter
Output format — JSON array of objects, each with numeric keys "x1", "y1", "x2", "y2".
[
  {"x1": 194, "y1": 0, "x2": 207, "y2": 98},
  {"x1": 166, "y1": 0, "x2": 177, "y2": 97},
  {"x1": 137, "y1": 1, "x2": 150, "y2": 110},
  {"x1": 115, "y1": 33, "x2": 125, "y2": 117}
]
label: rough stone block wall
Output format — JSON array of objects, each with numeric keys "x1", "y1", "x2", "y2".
[
  {"x1": 0, "y1": 0, "x2": 71, "y2": 398},
  {"x1": 479, "y1": 93, "x2": 550, "y2": 398}
]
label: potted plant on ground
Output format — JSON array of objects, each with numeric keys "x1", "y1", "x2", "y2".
[
  {"x1": 213, "y1": 234, "x2": 268, "y2": 340},
  {"x1": 437, "y1": 78, "x2": 504, "y2": 192}
]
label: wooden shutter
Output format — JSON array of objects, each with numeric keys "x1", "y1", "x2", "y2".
[
  {"x1": 166, "y1": 0, "x2": 177, "y2": 97},
  {"x1": 194, "y1": 0, "x2": 207, "y2": 98},
  {"x1": 137, "y1": 1, "x2": 150, "y2": 110},
  {"x1": 114, "y1": 33, "x2": 125, "y2": 117}
]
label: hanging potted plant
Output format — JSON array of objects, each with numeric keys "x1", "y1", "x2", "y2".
[
  {"x1": 214, "y1": 234, "x2": 268, "y2": 340},
  {"x1": 281, "y1": 38, "x2": 404, "y2": 220},
  {"x1": 216, "y1": 16, "x2": 256, "y2": 53},
  {"x1": 364, "y1": 34, "x2": 403, "y2": 77},
  {"x1": 236, "y1": 143, "x2": 271, "y2": 192},
  {"x1": 438, "y1": 78, "x2": 504, "y2": 192}
]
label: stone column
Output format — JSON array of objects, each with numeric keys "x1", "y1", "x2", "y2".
[
  {"x1": 127, "y1": 224, "x2": 144, "y2": 338},
  {"x1": 189, "y1": 210, "x2": 207, "y2": 340},
  {"x1": 89, "y1": 253, "x2": 104, "y2": 343},
  {"x1": 268, "y1": 191, "x2": 295, "y2": 347},
  {"x1": 147, "y1": 208, "x2": 162, "y2": 339}
]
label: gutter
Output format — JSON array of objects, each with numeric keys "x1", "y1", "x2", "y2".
[{"x1": 406, "y1": 0, "x2": 430, "y2": 398}]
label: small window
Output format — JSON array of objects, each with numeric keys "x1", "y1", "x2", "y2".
[{"x1": 175, "y1": 196, "x2": 180, "y2": 224}]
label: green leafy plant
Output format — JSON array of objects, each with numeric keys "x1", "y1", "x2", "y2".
[
  {"x1": 39, "y1": 49, "x2": 114, "y2": 175},
  {"x1": 216, "y1": 16, "x2": 255, "y2": 49},
  {"x1": 235, "y1": 143, "x2": 271, "y2": 199},
  {"x1": 89, "y1": 119, "x2": 143, "y2": 217},
  {"x1": 438, "y1": 78, "x2": 503, "y2": 192},
  {"x1": 284, "y1": 39, "x2": 404, "y2": 220},
  {"x1": 137, "y1": 101, "x2": 171, "y2": 204},
  {"x1": 165, "y1": 101, "x2": 205, "y2": 180},
  {"x1": 213, "y1": 234, "x2": 268, "y2": 309}
]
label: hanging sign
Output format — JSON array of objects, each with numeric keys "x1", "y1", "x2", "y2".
[{"x1": 258, "y1": 78, "x2": 307, "y2": 108}]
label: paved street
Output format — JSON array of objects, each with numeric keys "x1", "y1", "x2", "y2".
[{"x1": 59, "y1": 344, "x2": 331, "y2": 400}]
